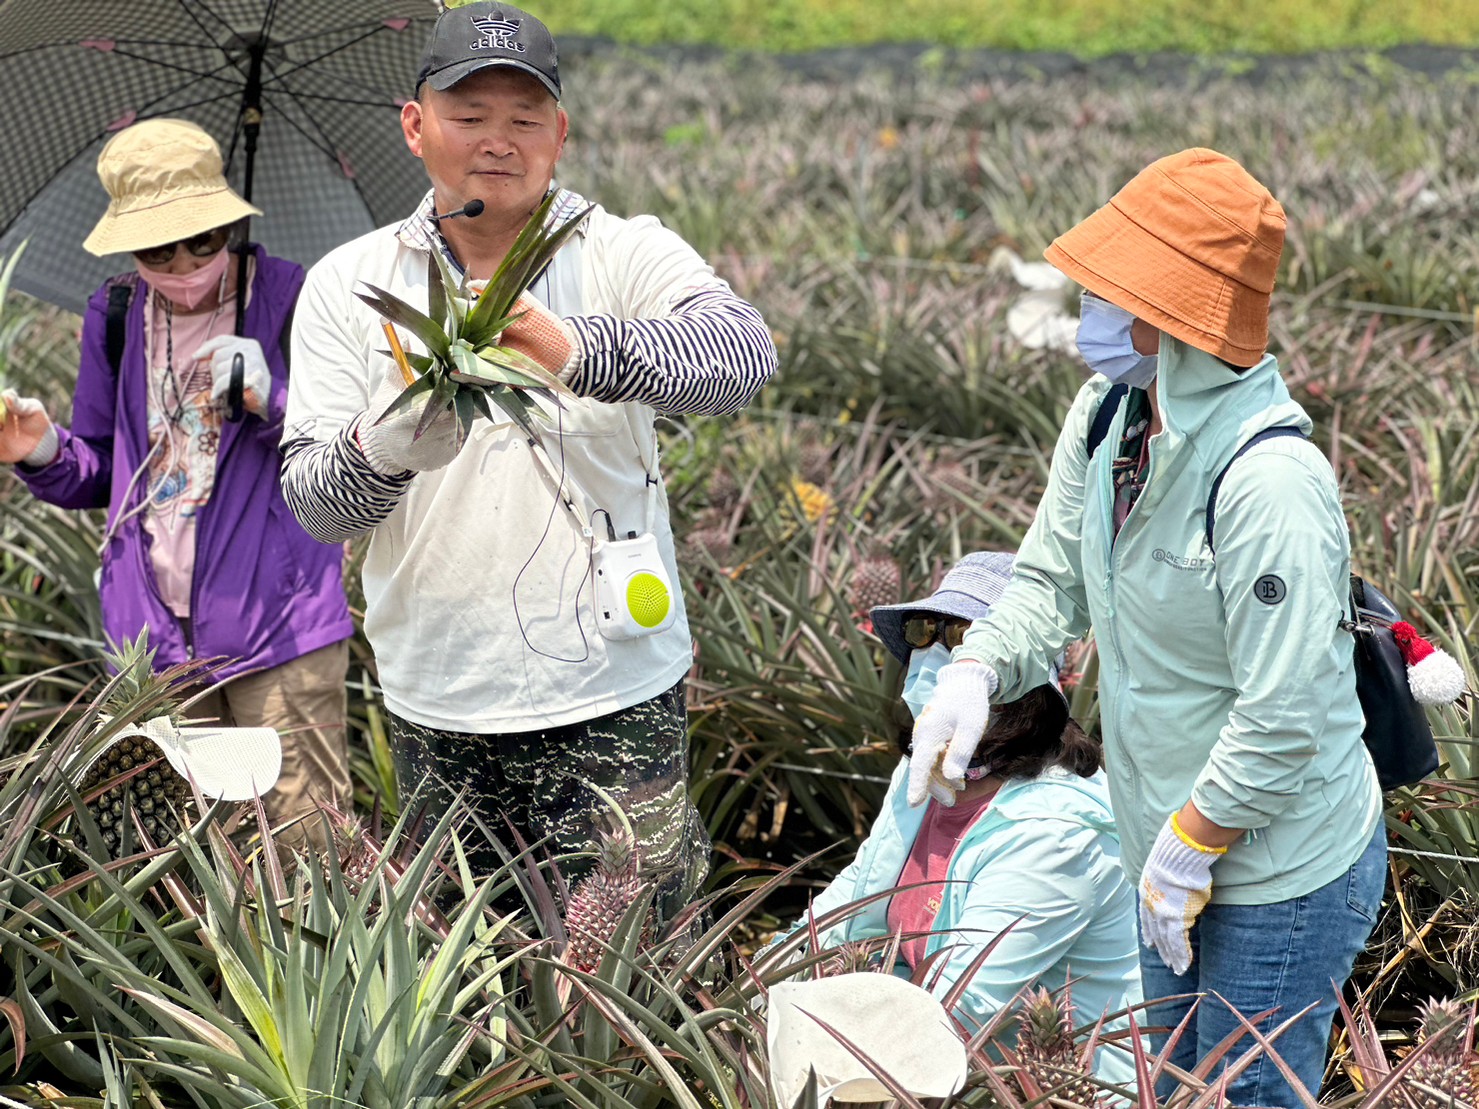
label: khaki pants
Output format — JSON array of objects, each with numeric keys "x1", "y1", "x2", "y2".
[{"x1": 190, "y1": 639, "x2": 352, "y2": 851}]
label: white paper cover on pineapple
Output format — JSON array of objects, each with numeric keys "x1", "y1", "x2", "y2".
[{"x1": 591, "y1": 532, "x2": 678, "y2": 641}]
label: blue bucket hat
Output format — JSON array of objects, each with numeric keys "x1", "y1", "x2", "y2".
[{"x1": 870, "y1": 551, "x2": 1015, "y2": 667}]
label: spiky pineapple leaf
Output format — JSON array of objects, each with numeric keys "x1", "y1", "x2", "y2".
[
  {"x1": 462, "y1": 195, "x2": 593, "y2": 339},
  {"x1": 448, "y1": 339, "x2": 482, "y2": 379},
  {"x1": 416, "y1": 376, "x2": 457, "y2": 440},
  {"x1": 498, "y1": 200, "x2": 594, "y2": 307},
  {"x1": 479, "y1": 344, "x2": 576, "y2": 396},
  {"x1": 426, "y1": 251, "x2": 450, "y2": 342},
  {"x1": 449, "y1": 353, "x2": 557, "y2": 394},
  {"x1": 372, "y1": 370, "x2": 436, "y2": 426},
  {"x1": 375, "y1": 349, "x2": 435, "y2": 375},
  {"x1": 465, "y1": 387, "x2": 496, "y2": 426},
  {"x1": 453, "y1": 390, "x2": 477, "y2": 441},
  {"x1": 355, "y1": 284, "x2": 451, "y2": 360},
  {"x1": 490, "y1": 388, "x2": 545, "y2": 445}
]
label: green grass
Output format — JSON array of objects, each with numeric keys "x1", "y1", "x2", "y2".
[{"x1": 518, "y1": 0, "x2": 1479, "y2": 55}]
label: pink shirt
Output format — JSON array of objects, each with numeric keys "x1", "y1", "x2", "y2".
[
  {"x1": 142, "y1": 291, "x2": 234, "y2": 616},
  {"x1": 888, "y1": 787, "x2": 997, "y2": 970}
]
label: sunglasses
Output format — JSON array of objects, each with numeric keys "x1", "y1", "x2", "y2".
[
  {"x1": 132, "y1": 227, "x2": 231, "y2": 268},
  {"x1": 902, "y1": 614, "x2": 972, "y2": 651}
]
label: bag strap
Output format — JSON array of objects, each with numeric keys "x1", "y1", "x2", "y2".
[
  {"x1": 1205, "y1": 426, "x2": 1308, "y2": 552},
  {"x1": 278, "y1": 299, "x2": 294, "y2": 370},
  {"x1": 1085, "y1": 382, "x2": 1128, "y2": 461},
  {"x1": 104, "y1": 280, "x2": 136, "y2": 376}
]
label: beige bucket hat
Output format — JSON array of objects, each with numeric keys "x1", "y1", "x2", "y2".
[{"x1": 83, "y1": 118, "x2": 260, "y2": 257}]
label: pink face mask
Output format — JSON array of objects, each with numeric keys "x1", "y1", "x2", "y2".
[{"x1": 135, "y1": 245, "x2": 232, "y2": 311}]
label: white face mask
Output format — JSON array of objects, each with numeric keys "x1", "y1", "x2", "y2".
[
  {"x1": 1076, "y1": 295, "x2": 1158, "y2": 389},
  {"x1": 901, "y1": 643, "x2": 952, "y2": 721}
]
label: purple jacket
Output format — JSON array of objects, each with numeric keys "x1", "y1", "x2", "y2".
[{"x1": 19, "y1": 249, "x2": 352, "y2": 680}]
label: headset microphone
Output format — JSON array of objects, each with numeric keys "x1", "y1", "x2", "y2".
[{"x1": 431, "y1": 198, "x2": 485, "y2": 221}]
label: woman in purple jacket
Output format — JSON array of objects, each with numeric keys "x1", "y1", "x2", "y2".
[{"x1": 0, "y1": 119, "x2": 353, "y2": 850}]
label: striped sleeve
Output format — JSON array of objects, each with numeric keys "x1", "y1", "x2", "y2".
[
  {"x1": 563, "y1": 286, "x2": 777, "y2": 417},
  {"x1": 280, "y1": 416, "x2": 413, "y2": 543}
]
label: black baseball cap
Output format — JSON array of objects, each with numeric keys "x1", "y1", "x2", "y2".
[{"x1": 416, "y1": 2, "x2": 561, "y2": 99}]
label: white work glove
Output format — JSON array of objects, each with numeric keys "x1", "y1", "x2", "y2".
[
  {"x1": 906, "y1": 661, "x2": 998, "y2": 808},
  {"x1": 355, "y1": 361, "x2": 462, "y2": 476},
  {"x1": 195, "y1": 335, "x2": 271, "y2": 418},
  {"x1": 1138, "y1": 814, "x2": 1225, "y2": 975},
  {"x1": 501, "y1": 291, "x2": 579, "y2": 380},
  {"x1": 0, "y1": 391, "x2": 58, "y2": 467}
]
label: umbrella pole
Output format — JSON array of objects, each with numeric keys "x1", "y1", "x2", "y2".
[{"x1": 228, "y1": 36, "x2": 266, "y2": 421}]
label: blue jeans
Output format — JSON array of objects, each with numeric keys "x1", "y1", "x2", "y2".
[{"x1": 1139, "y1": 824, "x2": 1386, "y2": 1108}]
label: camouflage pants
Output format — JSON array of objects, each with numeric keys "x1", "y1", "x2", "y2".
[{"x1": 390, "y1": 680, "x2": 710, "y2": 925}]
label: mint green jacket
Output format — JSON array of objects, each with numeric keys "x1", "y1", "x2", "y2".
[
  {"x1": 955, "y1": 338, "x2": 1382, "y2": 904},
  {"x1": 777, "y1": 763, "x2": 1142, "y2": 1086}
]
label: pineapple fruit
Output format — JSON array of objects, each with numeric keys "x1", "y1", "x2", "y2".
[
  {"x1": 564, "y1": 817, "x2": 653, "y2": 974},
  {"x1": 707, "y1": 463, "x2": 741, "y2": 511},
  {"x1": 926, "y1": 457, "x2": 975, "y2": 516},
  {"x1": 78, "y1": 634, "x2": 192, "y2": 857},
  {"x1": 685, "y1": 516, "x2": 734, "y2": 566},
  {"x1": 1406, "y1": 998, "x2": 1479, "y2": 1109},
  {"x1": 355, "y1": 190, "x2": 591, "y2": 445},
  {"x1": 797, "y1": 441, "x2": 833, "y2": 487},
  {"x1": 1015, "y1": 987, "x2": 1101, "y2": 1108},
  {"x1": 77, "y1": 733, "x2": 192, "y2": 857},
  {"x1": 849, "y1": 548, "x2": 901, "y2": 617}
]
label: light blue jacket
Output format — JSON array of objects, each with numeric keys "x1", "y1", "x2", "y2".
[
  {"x1": 955, "y1": 338, "x2": 1382, "y2": 904},
  {"x1": 777, "y1": 761, "x2": 1142, "y2": 1086}
]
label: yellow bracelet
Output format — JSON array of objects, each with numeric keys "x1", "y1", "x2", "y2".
[{"x1": 1171, "y1": 811, "x2": 1229, "y2": 855}]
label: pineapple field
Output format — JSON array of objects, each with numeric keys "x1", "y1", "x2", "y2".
[{"x1": 0, "y1": 45, "x2": 1477, "y2": 1107}]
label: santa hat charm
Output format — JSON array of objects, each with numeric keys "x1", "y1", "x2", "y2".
[{"x1": 1390, "y1": 622, "x2": 1468, "y2": 705}]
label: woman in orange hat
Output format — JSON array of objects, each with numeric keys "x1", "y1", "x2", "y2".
[{"x1": 910, "y1": 149, "x2": 1385, "y2": 1106}]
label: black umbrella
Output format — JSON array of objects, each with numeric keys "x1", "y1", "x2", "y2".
[{"x1": 0, "y1": 0, "x2": 441, "y2": 321}]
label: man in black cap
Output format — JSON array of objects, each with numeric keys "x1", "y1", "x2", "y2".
[{"x1": 280, "y1": 2, "x2": 777, "y2": 918}]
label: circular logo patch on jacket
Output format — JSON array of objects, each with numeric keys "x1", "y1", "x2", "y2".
[{"x1": 1254, "y1": 575, "x2": 1286, "y2": 605}]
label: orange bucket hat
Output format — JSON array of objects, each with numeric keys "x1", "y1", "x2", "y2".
[{"x1": 1044, "y1": 148, "x2": 1285, "y2": 367}]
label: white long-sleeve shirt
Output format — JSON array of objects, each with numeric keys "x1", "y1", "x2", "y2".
[{"x1": 280, "y1": 189, "x2": 776, "y2": 732}]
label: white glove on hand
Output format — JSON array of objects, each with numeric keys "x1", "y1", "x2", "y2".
[
  {"x1": 906, "y1": 661, "x2": 998, "y2": 808},
  {"x1": 1138, "y1": 814, "x2": 1224, "y2": 975},
  {"x1": 1, "y1": 391, "x2": 58, "y2": 467},
  {"x1": 195, "y1": 335, "x2": 271, "y2": 418},
  {"x1": 355, "y1": 361, "x2": 462, "y2": 476}
]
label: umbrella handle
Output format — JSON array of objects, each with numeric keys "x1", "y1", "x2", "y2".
[{"x1": 226, "y1": 351, "x2": 245, "y2": 423}]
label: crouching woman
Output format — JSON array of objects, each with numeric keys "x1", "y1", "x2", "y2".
[{"x1": 763, "y1": 552, "x2": 1142, "y2": 1086}]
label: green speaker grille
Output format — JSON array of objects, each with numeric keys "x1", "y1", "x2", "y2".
[{"x1": 626, "y1": 572, "x2": 671, "y2": 629}]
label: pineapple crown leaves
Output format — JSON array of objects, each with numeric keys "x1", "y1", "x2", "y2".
[
  {"x1": 356, "y1": 191, "x2": 591, "y2": 445},
  {"x1": 100, "y1": 631, "x2": 182, "y2": 726},
  {"x1": 576, "y1": 778, "x2": 640, "y2": 850},
  {"x1": 1419, "y1": 996, "x2": 1477, "y2": 1056}
]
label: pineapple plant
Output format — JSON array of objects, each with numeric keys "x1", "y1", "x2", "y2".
[
  {"x1": 685, "y1": 509, "x2": 734, "y2": 566},
  {"x1": 355, "y1": 190, "x2": 591, "y2": 445},
  {"x1": 707, "y1": 463, "x2": 742, "y2": 511},
  {"x1": 1014, "y1": 987, "x2": 1103, "y2": 1108},
  {"x1": 564, "y1": 806, "x2": 653, "y2": 974},
  {"x1": 797, "y1": 441, "x2": 834, "y2": 487},
  {"x1": 926, "y1": 456, "x2": 976, "y2": 516},
  {"x1": 1405, "y1": 998, "x2": 1479, "y2": 1109},
  {"x1": 849, "y1": 546, "x2": 901, "y2": 618},
  {"x1": 75, "y1": 635, "x2": 193, "y2": 857}
]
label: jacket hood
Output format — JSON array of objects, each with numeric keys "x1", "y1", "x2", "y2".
[
  {"x1": 983, "y1": 766, "x2": 1118, "y2": 838},
  {"x1": 1157, "y1": 335, "x2": 1312, "y2": 467}
]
